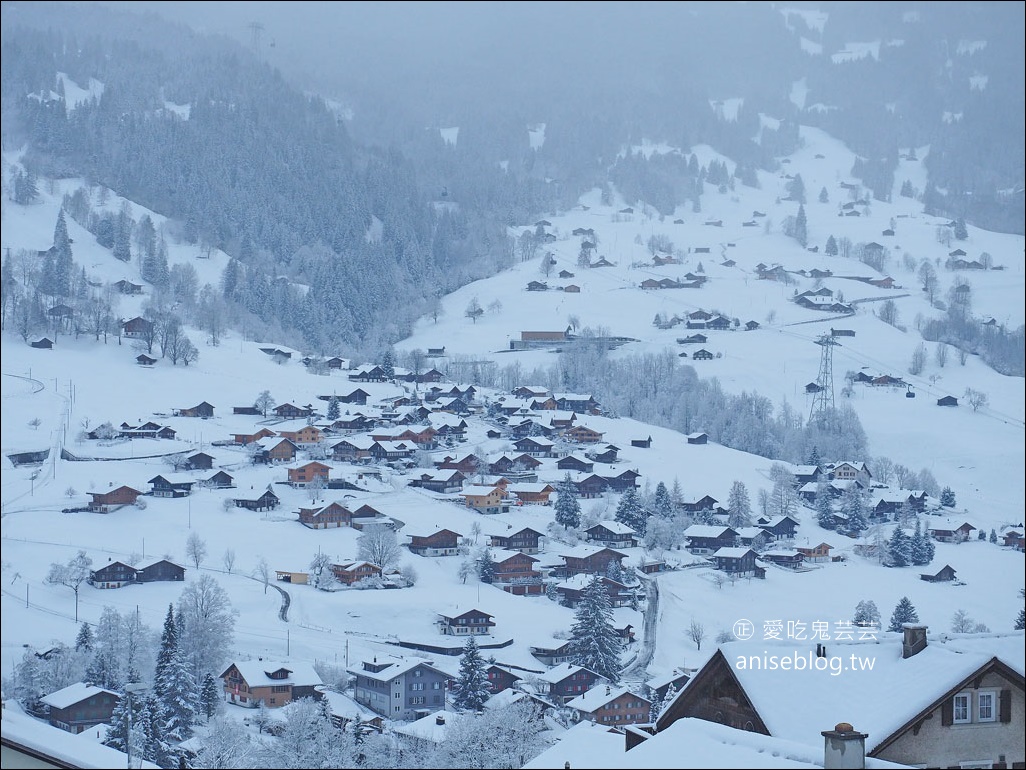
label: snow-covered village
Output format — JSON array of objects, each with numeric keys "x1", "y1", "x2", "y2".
[{"x1": 1, "y1": 2, "x2": 1023, "y2": 769}]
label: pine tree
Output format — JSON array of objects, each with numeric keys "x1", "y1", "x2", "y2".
[
  {"x1": 939, "y1": 486, "x2": 956, "y2": 507},
  {"x1": 75, "y1": 622, "x2": 94, "y2": 652},
  {"x1": 615, "y1": 487, "x2": 648, "y2": 535},
  {"x1": 888, "y1": 596, "x2": 920, "y2": 632},
  {"x1": 853, "y1": 599, "x2": 881, "y2": 629},
  {"x1": 989, "y1": 528, "x2": 998, "y2": 544},
  {"x1": 381, "y1": 348, "x2": 396, "y2": 379},
  {"x1": 953, "y1": 218, "x2": 968, "y2": 240},
  {"x1": 1016, "y1": 590, "x2": 1025, "y2": 631},
  {"x1": 452, "y1": 636, "x2": 491, "y2": 712},
  {"x1": 726, "y1": 480, "x2": 752, "y2": 529},
  {"x1": 652, "y1": 481, "x2": 673, "y2": 519},
  {"x1": 824, "y1": 235, "x2": 838, "y2": 256},
  {"x1": 888, "y1": 527, "x2": 911, "y2": 567},
  {"x1": 153, "y1": 603, "x2": 196, "y2": 741},
  {"x1": 113, "y1": 208, "x2": 133, "y2": 263},
  {"x1": 794, "y1": 204, "x2": 808, "y2": 248},
  {"x1": 52, "y1": 210, "x2": 73, "y2": 298},
  {"x1": 200, "y1": 672, "x2": 220, "y2": 721},
  {"x1": 139, "y1": 693, "x2": 175, "y2": 768},
  {"x1": 842, "y1": 486, "x2": 867, "y2": 536},
  {"x1": 807, "y1": 446, "x2": 821, "y2": 467},
  {"x1": 569, "y1": 576, "x2": 622, "y2": 684},
  {"x1": 815, "y1": 481, "x2": 835, "y2": 529},
  {"x1": 554, "y1": 473, "x2": 581, "y2": 530},
  {"x1": 477, "y1": 548, "x2": 496, "y2": 584},
  {"x1": 910, "y1": 519, "x2": 932, "y2": 566},
  {"x1": 326, "y1": 395, "x2": 340, "y2": 421},
  {"x1": 818, "y1": 186, "x2": 829, "y2": 203}
]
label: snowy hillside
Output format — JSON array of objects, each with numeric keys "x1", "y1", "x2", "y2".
[{"x1": 1, "y1": 121, "x2": 1023, "y2": 766}]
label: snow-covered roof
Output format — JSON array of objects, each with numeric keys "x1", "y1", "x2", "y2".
[
  {"x1": 460, "y1": 484, "x2": 503, "y2": 496},
  {"x1": 392, "y1": 710, "x2": 464, "y2": 744},
  {"x1": 683, "y1": 525, "x2": 734, "y2": 538},
  {"x1": 346, "y1": 658, "x2": 451, "y2": 683},
  {"x1": 557, "y1": 543, "x2": 626, "y2": 559},
  {"x1": 671, "y1": 637, "x2": 1021, "y2": 753},
  {"x1": 536, "y1": 662, "x2": 594, "y2": 684},
  {"x1": 40, "y1": 682, "x2": 120, "y2": 709},
  {"x1": 524, "y1": 716, "x2": 906, "y2": 769},
  {"x1": 589, "y1": 520, "x2": 636, "y2": 535},
  {"x1": 227, "y1": 659, "x2": 322, "y2": 688},
  {"x1": 711, "y1": 547, "x2": 755, "y2": 558},
  {"x1": 565, "y1": 684, "x2": 638, "y2": 712}
]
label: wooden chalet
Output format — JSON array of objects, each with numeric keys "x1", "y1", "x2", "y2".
[
  {"x1": 136, "y1": 559, "x2": 185, "y2": 583},
  {"x1": 556, "y1": 454, "x2": 593, "y2": 473},
  {"x1": 565, "y1": 424, "x2": 604, "y2": 444},
  {"x1": 535, "y1": 663, "x2": 604, "y2": 705},
  {"x1": 221, "y1": 660, "x2": 323, "y2": 709},
  {"x1": 585, "y1": 521, "x2": 638, "y2": 549},
  {"x1": 330, "y1": 561, "x2": 382, "y2": 586},
  {"x1": 184, "y1": 452, "x2": 215, "y2": 470},
  {"x1": 488, "y1": 527, "x2": 544, "y2": 554},
  {"x1": 147, "y1": 474, "x2": 194, "y2": 498},
  {"x1": 927, "y1": 520, "x2": 977, "y2": 543},
  {"x1": 507, "y1": 483, "x2": 555, "y2": 505},
  {"x1": 273, "y1": 402, "x2": 314, "y2": 420},
  {"x1": 491, "y1": 549, "x2": 543, "y2": 594},
  {"x1": 205, "y1": 470, "x2": 235, "y2": 489},
  {"x1": 920, "y1": 564, "x2": 957, "y2": 583},
  {"x1": 759, "y1": 549, "x2": 804, "y2": 569},
  {"x1": 566, "y1": 684, "x2": 652, "y2": 727},
  {"x1": 233, "y1": 488, "x2": 280, "y2": 511},
  {"x1": 683, "y1": 525, "x2": 739, "y2": 554},
  {"x1": 176, "y1": 401, "x2": 215, "y2": 418},
  {"x1": 232, "y1": 427, "x2": 276, "y2": 445},
  {"x1": 710, "y1": 547, "x2": 762, "y2": 577},
  {"x1": 406, "y1": 529, "x2": 462, "y2": 557},
  {"x1": 297, "y1": 502, "x2": 358, "y2": 529},
  {"x1": 88, "y1": 486, "x2": 142, "y2": 512},
  {"x1": 435, "y1": 608, "x2": 496, "y2": 636},
  {"x1": 558, "y1": 545, "x2": 627, "y2": 577},
  {"x1": 460, "y1": 485, "x2": 509, "y2": 514},
  {"x1": 287, "y1": 461, "x2": 331, "y2": 487},
  {"x1": 795, "y1": 542, "x2": 833, "y2": 562},
  {"x1": 40, "y1": 683, "x2": 121, "y2": 734},
  {"x1": 89, "y1": 560, "x2": 138, "y2": 589}
]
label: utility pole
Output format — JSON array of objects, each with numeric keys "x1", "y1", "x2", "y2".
[{"x1": 810, "y1": 333, "x2": 839, "y2": 426}]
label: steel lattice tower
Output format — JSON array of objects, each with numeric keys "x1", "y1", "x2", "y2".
[{"x1": 810, "y1": 334, "x2": 839, "y2": 425}]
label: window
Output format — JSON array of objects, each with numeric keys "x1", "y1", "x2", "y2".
[
  {"x1": 953, "y1": 692, "x2": 971, "y2": 724},
  {"x1": 395, "y1": 692, "x2": 402, "y2": 699},
  {"x1": 432, "y1": 682, "x2": 441, "y2": 689},
  {"x1": 977, "y1": 690, "x2": 997, "y2": 722},
  {"x1": 413, "y1": 669, "x2": 422, "y2": 678},
  {"x1": 410, "y1": 683, "x2": 424, "y2": 691},
  {"x1": 411, "y1": 696, "x2": 426, "y2": 705}
]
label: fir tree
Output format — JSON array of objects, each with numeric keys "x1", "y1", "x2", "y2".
[
  {"x1": 888, "y1": 596, "x2": 920, "y2": 632},
  {"x1": 200, "y1": 672, "x2": 220, "y2": 721},
  {"x1": 818, "y1": 186, "x2": 829, "y2": 203},
  {"x1": 52, "y1": 210, "x2": 73, "y2": 298},
  {"x1": 888, "y1": 527, "x2": 911, "y2": 567},
  {"x1": 569, "y1": 576, "x2": 622, "y2": 684},
  {"x1": 910, "y1": 519, "x2": 932, "y2": 566},
  {"x1": 452, "y1": 636, "x2": 491, "y2": 712},
  {"x1": 824, "y1": 235, "x2": 838, "y2": 256},
  {"x1": 841, "y1": 486, "x2": 867, "y2": 536},
  {"x1": 554, "y1": 473, "x2": 581, "y2": 530},
  {"x1": 113, "y1": 208, "x2": 132, "y2": 263},
  {"x1": 853, "y1": 599, "x2": 881, "y2": 629},
  {"x1": 615, "y1": 487, "x2": 648, "y2": 535},
  {"x1": 477, "y1": 548, "x2": 496, "y2": 584},
  {"x1": 326, "y1": 395, "x2": 340, "y2": 421},
  {"x1": 939, "y1": 486, "x2": 956, "y2": 507},
  {"x1": 953, "y1": 218, "x2": 968, "y2": 240},
  {"x1": 989, "y1": 528, "x2": 998, "y2": 544},
  {"x1": 726, "y1": 480, "x2": 752, "y2": 529},
  {"x1": 794, "y1": 204, "x2": 808, "y2": 247},
  {"x1": 139, "y1": 693, "x2": 175, "y2": 768},
  {"x1": 815, "y1": 481, "x2": 835, "y2": 529},
  {"x1": 807, "y1": 446, "x2": 821, "y2": 467},
  {"x1": 1016, "y1": 590, "x2": 1025, "y2": 631},
  {"x1": 381, "y1": 348, "x2": 396, "y2": 379},
  {"x1": 75, "y1": 622, "x2": 94, "y2": 652},
  {"x1": 153, "y1": 604, "x2": 196, "y2": 741},
  {"x1": 652, "y1": 481, "x2": 673, "y2": 519}
]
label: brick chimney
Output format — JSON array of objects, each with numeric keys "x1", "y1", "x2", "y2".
[
  {"x1": 822, "y1": 722, "x2": 868, "y2": 769},
  {"x1": 901, "y1": 624, "x2": 928, "y2": 659}
]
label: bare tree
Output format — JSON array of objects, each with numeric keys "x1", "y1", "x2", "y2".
[
  {"x1": 357, "y1": 525, "x2": 402, "y2": 571},
  {"x1": 186, "y1": 531, "x2": 208, "y2": 569},
  {"x1": 935, "y1": 342, "x2": 948, "y2": 368},
  {"x1": 254, "y1": 557, "x2": 270, "y2": 594},
  {"x1": 45, "y1": 550, "x2": 93, "y2": 622},
  {"x1": 688, "y1": 618, "x2": 707, "y2": 650},
  {"x1": 909, "y1": 343, "x2": 927, "y2": 375},
  {"x1": 963, "y1": 388, "x2": 989, "y2": 412},
  {"x1": 222, "y1": 548, "x2": 236, "y2": 574},
  {"x1": 254, "y1": 390, "x2": 275, "y2": 417},
  {"x1": 306, "y1": 476, "x2": 325, "y2": 505},
  {"x1": 465, "y1": 297, "x2": 483, "y2": 324}
]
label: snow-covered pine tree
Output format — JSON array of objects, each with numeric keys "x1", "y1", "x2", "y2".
[
  {"x1": 200, "y1": 672, "x2": 220, "y2": 721},
  {"x1": 569, "y1": 575, "x2": 622, "y2": 684},
  {"x1": 381, "y1": 348, "x2": 396, "y2": 379},
  {"x1": 652, "y1": 481, "x2": 674, "y2": 519},
  {"x1": 989, "y1": 528, "x2": 998, "y2": 544},
  {"x1": 153, "y1": 603, "x2": 196, "y2": 741},
  {"x1": 726, "y1": 480, "x2": 752, "y2": 529},
  {"x1": 815, "y1": 480, "x2": 835, "y2": 529},
  {"x1": 939, "y1": 486, "x2": 956, "y2": 507},
  {"x1": 887, "y1": 527, "x2": 911, "y2": 567},
  {"x1": 75, "y1": 622, "x2": 94, "y2": 652},
  {"x1": 554, "y1": 473, "x2": 581, "y2": 530},
  {"x1": 841, "y1": 485, "x2": 867, "y2": 536},
  {"x1": 910, "y1": 520, "x2": 932, "y2": 566},
  {"x1": 326, "y1": 395, "x2": 340, "y2": 421},
  {"x1": 615, "y1": 487, "x2": 647, "y2": 535},
  {"x1": 477, "y1": 547, "x2": 496, "y2": 584},
  {"x1": 52, "y1": 209, "x2": 73, "y2": 298},
  {"x1": 888, "y1": 596, "x2": 920, "y2": 632},
  {"x1": 852, "y1": 599, "x2": 881, "y2": 629},
  {"x1": 452, "y1": 636, "x2": 492, "y2": 712}
]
